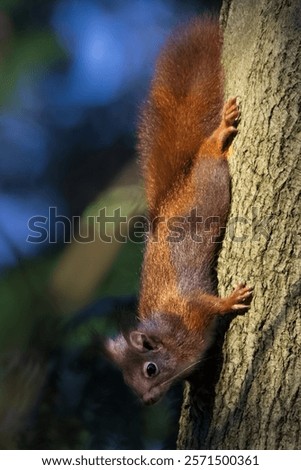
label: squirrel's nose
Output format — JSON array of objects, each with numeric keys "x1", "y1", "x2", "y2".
[
  {"x1": 142, "y1": 391, "x2": 161, "y2": 406},
  {"x1": 143, "y1": 396, "x2": 156, "y2": 406}
]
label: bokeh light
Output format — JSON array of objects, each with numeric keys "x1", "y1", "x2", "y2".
[{"x1": 0, "y1": 0, "x2": 198, "y2": 271}]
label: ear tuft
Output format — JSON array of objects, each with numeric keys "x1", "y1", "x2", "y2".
[{"x1": 101, "y1": 338, "x2": 121, "y2": 364}]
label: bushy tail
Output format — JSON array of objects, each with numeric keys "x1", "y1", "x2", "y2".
[{"x1": 138, "y1": 17, "x2": 223, "y2": 218}]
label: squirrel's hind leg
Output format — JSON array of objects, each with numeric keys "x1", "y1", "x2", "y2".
[{"x1": 198, "y1": 96, "x2": 240, "y2": 158}]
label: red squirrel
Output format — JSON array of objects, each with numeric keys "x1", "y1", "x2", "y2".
[{"x1": 104, "y1": 17, "x2": 253, "y2": 405}]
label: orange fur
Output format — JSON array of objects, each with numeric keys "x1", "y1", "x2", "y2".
[
  {"x1": 105, "y1": 18, "x2": 252, "y2": 406},
  {"x1": 137, "y1": 18, "x2": 249, "y2": 336},
  {"x1": 138, "y1": 17, "x2": 223, "y2": 220}
]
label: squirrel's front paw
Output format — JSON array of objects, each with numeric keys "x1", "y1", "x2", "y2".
[{"x1": 227, "y1": 282, "x2": 253, "y2": 311}]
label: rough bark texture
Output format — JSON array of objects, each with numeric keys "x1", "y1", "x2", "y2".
[{"x1": 178, "y1": 0, "x2": 301, "y2": 450}]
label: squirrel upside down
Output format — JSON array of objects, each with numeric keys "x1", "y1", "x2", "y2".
[{"x1": 104, "y1": 17, "x2": 253, "y2": 405}]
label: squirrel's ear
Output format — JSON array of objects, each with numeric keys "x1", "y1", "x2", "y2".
[{"x1": 129, "y1": 331, "x2": 161, "y2": 352}]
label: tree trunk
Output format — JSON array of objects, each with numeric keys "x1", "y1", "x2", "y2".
[{"x1": 177, "y1": 0, "x2": 301, "y2": 450}]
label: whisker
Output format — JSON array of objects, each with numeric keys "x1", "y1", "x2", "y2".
[{"x1": 160, "y1": 358, "x2": 203, "y2": 387}]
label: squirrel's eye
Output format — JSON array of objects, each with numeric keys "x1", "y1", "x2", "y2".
[{"x1": 144, "y1": 362, "x2": 158, "y2": 377}]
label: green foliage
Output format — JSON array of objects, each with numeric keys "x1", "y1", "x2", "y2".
[
  {"x1": 0, "y1": 254, "x2": 59, "y2": 354},
  {"x1": 96, "y1": 240, "x2": 144, "y2": 298},
  {"x1": 0, "y1": 0, "x2": 23, "y2": 11},
  {"x1": 83, "y1": 185, "x2": 146, "y2": 221},
  {"x1": 0, "y1": 30, "x2": 64, "y2": 105}
]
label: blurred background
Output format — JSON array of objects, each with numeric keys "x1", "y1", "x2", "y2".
[{"x1": 0, "y1": 0, "x2": 221, "y2": 450}]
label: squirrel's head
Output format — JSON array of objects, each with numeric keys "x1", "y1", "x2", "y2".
[{"x1": 103, "y1": 314, "x2": 203, "y2": 405}]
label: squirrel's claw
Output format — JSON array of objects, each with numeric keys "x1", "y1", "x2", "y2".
[{"x1": 227, "y1": 283, "x2": 253, "y2": 312}]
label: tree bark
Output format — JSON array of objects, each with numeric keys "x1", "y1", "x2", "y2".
[{"x1": 178, "y1": 0, "x2": 301, "y2": 450}]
